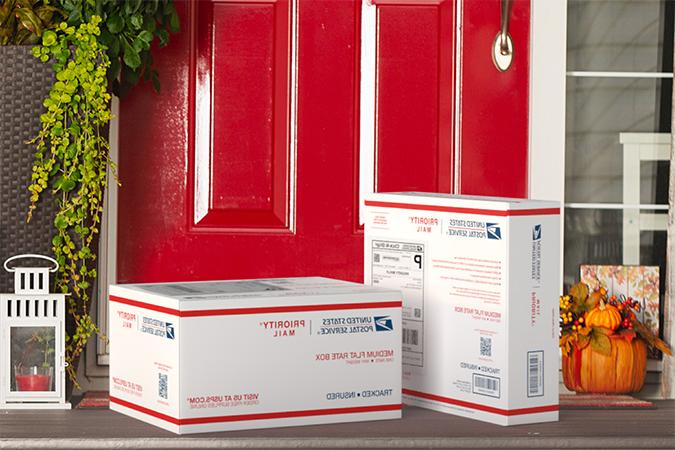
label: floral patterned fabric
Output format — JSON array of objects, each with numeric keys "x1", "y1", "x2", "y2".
[{"x1": 580, "y1": 265, "x2": 660, "y2": 359}]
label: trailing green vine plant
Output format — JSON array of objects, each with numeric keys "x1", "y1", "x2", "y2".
[
  {"x1": 60, "y1": 0, "x2": 180, "y2": 96},
  {"x1": 26, "y1": 15, "x2": 113, "y2": 386}
]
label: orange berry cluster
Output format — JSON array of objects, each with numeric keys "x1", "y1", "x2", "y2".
[{"x1": 608, "y1": 295, "x2": 640, "y2": 330}]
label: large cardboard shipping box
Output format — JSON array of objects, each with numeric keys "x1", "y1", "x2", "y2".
[
  {"x1": 109, "y1": 277, "x2": 402, "y2": 434},
  {"x1": 364, "y1": 192, "x2": 560, "y2": 425}
]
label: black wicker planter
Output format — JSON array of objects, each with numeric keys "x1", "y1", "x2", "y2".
[{"x1": 0, "y1": 46, "x2": 57, "y2": 292}]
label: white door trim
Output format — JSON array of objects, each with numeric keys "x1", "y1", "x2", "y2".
[
  {"x1": 95, "y1": 95, "x2": 119, "y2": 366},
  {"x1": 358, "y1": 0, "x2": 462, "y2": 225},
  {"x1": 528, "y1": 0, "x2": 567, "y2": 204},
  {"x1": 359, "y1": 0, "x2": 376, "y2": 225}
]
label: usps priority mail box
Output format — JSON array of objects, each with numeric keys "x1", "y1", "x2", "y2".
[
  {"x1": 364, "y1": 192, "x2": 560, "y2": 426},
  {"x1": 109, "y1": 277, "x2": 402, "y2": 434}
]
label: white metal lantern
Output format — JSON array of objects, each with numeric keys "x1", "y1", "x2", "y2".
[{"x1": 0, "y1": 255, "x2": 70, "y2": 409}]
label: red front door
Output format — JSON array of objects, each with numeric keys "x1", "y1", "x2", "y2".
[{"x1": 117, "y1": 0, "x2": 530, "y2": 284}]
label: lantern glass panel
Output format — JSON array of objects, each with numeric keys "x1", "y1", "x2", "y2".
[{"x1": 10, "y1": 326, "x2": 56, "y2": 392}]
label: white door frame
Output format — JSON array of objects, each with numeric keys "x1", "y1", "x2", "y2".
[
  {"x1": 528, "y1": 0, "x2": 566, "y2": 204},
  {"x1": 528, "y1": 0, "x2": 567, "y2": 296}
]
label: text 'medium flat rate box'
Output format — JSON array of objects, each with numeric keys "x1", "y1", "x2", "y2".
[
  {"x1": 109, "y1": 277, "x2": 402, "y2": 434},
  {"x1": 364, "y1": 192, "x2": 560, "y2": 426}
]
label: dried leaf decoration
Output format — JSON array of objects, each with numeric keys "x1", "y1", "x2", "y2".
[
  {"x1": 633, "y1": 319, "x2": 672, "y2": 356},
  {"x1": 569, "y1": 282, "x2": 589, "y2": 305},
  {"x1": 590, "y1": 329, "x2": 611, "y2": 356}
]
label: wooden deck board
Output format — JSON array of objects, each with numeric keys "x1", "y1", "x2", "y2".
[{"x1": 0, "y1": 403, "x2": 674, "y2": 448}]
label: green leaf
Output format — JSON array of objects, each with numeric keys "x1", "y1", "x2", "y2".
[
  {"x1": 590, "y1": 331, "x2": 611, "y2": 356},
  {"x1": 107, "y1": 13, "x2": 123, "y2": 33},
  {"x1": 122, "y1": 44, "x2": 141, "y2": 69},
  {"x1": 132, "y1": 35, "x2": 145, "y2": 52},
  {"x1": 164, "y1": 2, "x2": 176, "y2": 16},
  {"x1": 146, "y1": 1, "x2": 158, "y2": 15},
  {"x1": 66, "y1": 6, "x2": 81, "y2": 25},
  {"x1": 142, "y1": 14, "x2": 156, "y2": 33},
  {"x1": 124, "y1": 66, "x2": 140, "y2": 86},
  {"x1": 109, "y1": 35, "x2": 120, "y2": 57},
  {"x1": 593, "y1": 326, "x2": 614, "y2": 336},
  {"x1": 125, "y1": 0, "x2": 142, "y2": 15},
  {"x1": 41, "y1": 29, "x2": 57, "y2": 46},
  {"x1": 49, "y1": 162, "x2": 61, "y2": 176},
  {"x1": 168, "y1": 9, "x2": 179, "y2": 33},
  {"x1": 130, "y1": 13, "x2": 142, "y2": 30},
  {"x1": 109, "y1": 56, "x2": 121, "y2": 81},
  {"x1": 138, "y1": 29, "x2": 153, "y2": 44},
  {"x1": 150, "y1": 70, "x2": 160, "y2": 93},
  {"x1": 61, "y1": 179, "x2": 76, "y2": 192},
  {"x1": 157, "y1": 27, "x2": 168, "y2": 47},
  {"x1": 99, "y1": 29, "x2": 114, "y2": 46},
  {"x1": 54, "y1": 215, "x2": 67, "y2": 230},
  {"x1": 52, "y1": 235, "x2": 63, "y2": 247}
]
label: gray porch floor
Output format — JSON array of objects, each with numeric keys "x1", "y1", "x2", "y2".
[{"x1": 0, "y1": 402, "x2": 674, "y2": 449}]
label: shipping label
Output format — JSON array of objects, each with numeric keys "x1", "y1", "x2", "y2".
[{"x1": 370, "y1": 239, "x2": 425, "y2": 366}]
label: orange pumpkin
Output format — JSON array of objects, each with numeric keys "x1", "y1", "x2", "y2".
[
  {"x1": 562, "y1": 337, "x2": 647, "y2": 393},
  {"x1": 585, "y1": 301, "x2": 622, "y2": 331}
]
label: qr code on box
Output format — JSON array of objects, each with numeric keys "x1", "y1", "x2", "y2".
[
  {"x1": 480, "y1": 336, "x2": 492, "y2": 357},
  {"x1": 159, "y1": 373, "x2": 168, "y2": 399}
]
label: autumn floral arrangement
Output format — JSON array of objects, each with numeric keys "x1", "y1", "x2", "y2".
[{"x1": 559, "y1": 282, "x2": 671, "y2": 393}]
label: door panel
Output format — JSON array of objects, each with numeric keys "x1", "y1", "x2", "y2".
[
  {"x1": 195, "y1": 1, "x2": 291, "y2": 230},
  {"x1": 458, "y1": 0, "x2": 530, "y2": 197},
  {"x1": 374, "y1": 1, "x2": 454, "y2": 193}
]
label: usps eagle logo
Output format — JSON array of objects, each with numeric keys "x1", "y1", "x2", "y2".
[
  {"x1": 486, "y1": 223, "x2": 502, "y2": 240},
  {"x1": 533, "y1": 224, "x2": 542, "y2": 241},
  {"x1": 374, "y1": 316, "x2": 393, "y2": 332}
]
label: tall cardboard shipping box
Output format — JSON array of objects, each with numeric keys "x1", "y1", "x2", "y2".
[{"x1": 364, "y1": 192, "x2": 560, "y2": 425}]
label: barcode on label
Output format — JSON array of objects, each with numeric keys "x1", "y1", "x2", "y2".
[
  {"x1": 159, "y1": 373, "x2": 168, "y2": 399},
  {"x1": 472, "y1": 374, "x2": 500, "y2": 398},
  {"x1": 373, "y1": 253, "x2": 380, "y2": 263},
  {"x1": 527, "y1": 351, "x2": 544, "y2": 397},
  {"x1": 480, "y1": 336, "x2": 492, "y2": 357},
  {"x1": 402, "y1": 328, "x2": 418, "y2": 346}
]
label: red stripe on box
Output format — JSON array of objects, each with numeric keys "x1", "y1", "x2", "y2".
[
  {"x1": 109, "y1": 296, "x2": 181, "y2": 316},
  {"x1": 111, "y1": 396, "x2": 180, "y2": 424},
  {"x1": 109, "y1": 295, "x2": 401, "y2": 317},
  {"x1": 110, "y1": 396, "x2": 401, "y2": 425},
  {"x1": 364, "y1": 200, "x2": 560, "y2": 217},
  {"x1": 403, "y1": 389, "x2": 559, "y2": 416}
]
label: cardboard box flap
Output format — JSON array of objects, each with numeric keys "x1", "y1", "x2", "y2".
[
  {"x1": 365, "y1": 192, "x2": 560, "y2": 212},
  {"x1": 110, "y1": 277, "x2": 401, "y2": 311}
]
